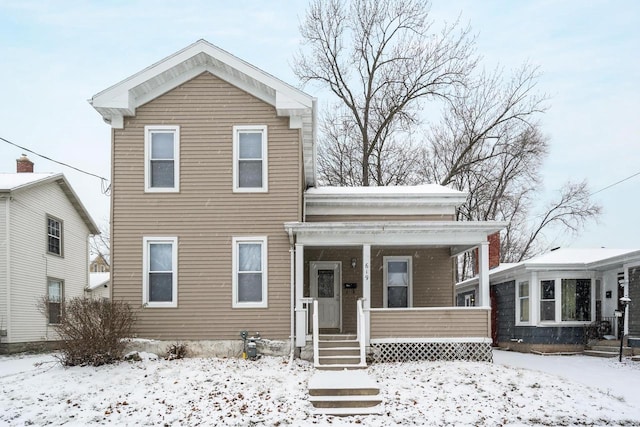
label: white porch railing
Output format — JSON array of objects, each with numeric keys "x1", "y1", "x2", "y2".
[
  {"x1": 356, "y1": 298, "x2": 366, "y2": 366},
  {"x1": 312, "y1": 299, "x2": 319, "y2": 367}
]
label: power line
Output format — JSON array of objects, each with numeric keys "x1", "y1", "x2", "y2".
[
  {"x1": 1, "y1": 136, "x2": 109, "y2": 182},
  {"x1": 590, "y1": 170, "x2": 640, "y2": 196}
]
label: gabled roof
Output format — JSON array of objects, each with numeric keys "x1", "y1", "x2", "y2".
[
  {"x1": 457, "y1": 247, "x2": 640, "y2": 287},
  {"x1": 89, "y1": 39, "x2": 318, "y2": 186},
  {"x1": 0, "y1": 172, "x2": 99, "y2": 235}
]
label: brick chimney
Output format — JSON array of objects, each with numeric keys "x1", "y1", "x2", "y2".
[
  {"x1": 473, "y1": 232, "x2": 501, "y2": 275},
  {"x1": 16, "y1": 154, "x2": 34, "y2": 173}
]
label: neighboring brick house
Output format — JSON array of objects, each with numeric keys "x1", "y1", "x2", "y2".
[
  {"x1": 90, "y1": 40, "x2": 506, "y2": 364},
  {"x1": 0, "y1": 156, "x2": 99, "y2": 353}
]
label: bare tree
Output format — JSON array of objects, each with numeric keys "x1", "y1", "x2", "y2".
[
  {"x1": 294, "y1": 0, "x2": 476, "y2": 186},
  {"x1": 423, "y1": 65, "x2": 600, "y2": 272}
]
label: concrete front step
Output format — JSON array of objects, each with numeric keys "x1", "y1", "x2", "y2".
[
  {"x1": 587, "y1": 346, "x2": 633, "y2": 355},
  {"x1": 308, "y1": 370, "x2": 383, "y2": 415},
  {"x1": 319, "y1": 355, "x2": 362, "y2": 365},
  {"x1": 316, "y1": 364, "x2": 368, "y2": 370},
  {"x1": 311, "y1": 406, "x2": 384, "y2": 416},
  {"x1": 583, "y1": 350, "x2": 621, "y2": 358}
]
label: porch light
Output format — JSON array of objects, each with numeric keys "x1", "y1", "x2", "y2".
[{"x1": 351, "y1": 258, "x2": 357, "y2": 269}]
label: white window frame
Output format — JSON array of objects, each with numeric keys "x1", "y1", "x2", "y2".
[
  {"x1": 516, "y1": 280, "x2": 530, "y2": 325},
  {"x1": 46, "y1": 215, "x2": 63, "y2": 256},
  {"x1": 47, "y1": 278, "x2": 64, "y2": 325},
  {"x1": 539, "y1": 278, "x2": 557, "y2": 323},
  {"x1": 383, "y1": 256, "x2": 413, "y2": 308},
  {"x1": 232, "y1": 125, "x2": 268, "y2": 192},
  {"x1": 144, "y1": 125, "x2": 180, "y2": 192},
  {"x1": 142, "y1": 237, "x2": 178, "y2": 308},
  {"x1": 232, "y1": 236, "x2": 268, "y2": 308}
]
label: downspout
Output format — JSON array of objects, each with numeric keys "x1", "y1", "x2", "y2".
[
  {"x1": 3, "y1": 196, "x2": 10, "y2": 343},
  {"x1": 288, "y1": 228, "x2": 295, "y2": 365}
]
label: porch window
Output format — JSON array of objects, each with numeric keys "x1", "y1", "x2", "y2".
[
  {"x1": 144, "y1": 126, "x2": 180, "y2": 192},
  {"x1": 232, "y1": 237, "x2": 268, "y2": 308},
  {"x1": 540, "y1": 279, "x2": 555, "y2": 322},
  {"x1": 517, "y1": 281, "x2": 530, "y2": 323},
  {"x1": 233, "y1": 125, "x2": 267, "y2": 192},
  {"x1": 383, "y1": 256, "x2": 412, "y2": 308},
  {"x1": 142, "y1": 237, "x2": 178, "y2": 308},
  {"x1": 561, "y1": 279, "x2": 591, "y2": 321}
]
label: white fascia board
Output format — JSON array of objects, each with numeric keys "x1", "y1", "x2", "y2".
[
  {"x1": 284, "y1": 221, "x2": 507, "y2": 246},
  {"x1": 371, "y1": 337, "x2": 493, "y2": 344}
]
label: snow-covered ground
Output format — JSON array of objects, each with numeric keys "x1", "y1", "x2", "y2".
[{"x1": 1, "y1": 350, "x2": 639, "y2": 426}]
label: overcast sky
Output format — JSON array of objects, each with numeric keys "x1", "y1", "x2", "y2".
[{"x1": 1, "y1": 0, "x2": 638, "y2": 250}]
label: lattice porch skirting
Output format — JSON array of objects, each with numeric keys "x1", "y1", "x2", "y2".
[{"x1": 370, "y1": 341, "x2": 492, "y2": 363}]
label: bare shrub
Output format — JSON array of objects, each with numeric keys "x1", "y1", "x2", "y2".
[{"x1": 41, "y1": 297, "x2": 135, "y2": 366}]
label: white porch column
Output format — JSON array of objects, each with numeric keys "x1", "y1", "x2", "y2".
[
  {"x1": 294, "y1": 243, "x2": 306, "y2": 347},
  {"x1": 362, "y1": 244, "x2": 371, "y2": 345},
  {"x1": 478, "y1": 241, "x2": 490, "y2": 307}
]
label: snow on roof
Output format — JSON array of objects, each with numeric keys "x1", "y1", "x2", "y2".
[
  {"x1": 88, "y1": 272, "x2": 110, "y2": 290},
  {"x1": 523, "y1": 247, "x2": 639, "y2": 265},
  {"x1": 0, "y1": 172, "x2": 57, "y2": 191},
  {"x1": 306, "y1": 184, "x2": 465, "y2": 196}
]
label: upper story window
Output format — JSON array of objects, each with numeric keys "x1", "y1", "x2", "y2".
[
  {"x1": 233, "y1": 125, "x2": 268, "y2": 192},
  {"x1": 47, "y1": 216, "x2": 63, "y2": 256},
  {"x1": 232, "y1": 237, "x2": 268, "y2": 308},
  {"x1": 143, "y1": 237, "x2": 178, "y2": 308},
  {"x1": 383, "y1": 256, "x2": 412, "y2": 308},
  {"x1": 145, "y1": 125, "x2": 180, "y2": 192}
]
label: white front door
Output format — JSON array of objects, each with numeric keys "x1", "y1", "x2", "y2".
[{"x1": 310, "y1": 261, "x2": 341, "y2": 330}]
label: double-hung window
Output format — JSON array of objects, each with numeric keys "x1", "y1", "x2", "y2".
[
  {"x1": 540, "y1": 279, "x2": 556, "y2": 322},
  {"x1": 517, "y1": 281, "x2": 530, "y2": 323},
  {"x1": 232, "y1": 237, "x2": 268, "y2": 308},
  {"x1": 383, "y1": 256, "x2": 412, "y2": 308},
  {"x1": 47, "y1": 216, "x2": 63, "y2": 256},
  {"x1": 143, "y1": 237, "x2": 178, "y2": 308},
  {"x1": 47, "y1": 278, "x2": 63, "y2": 324},
  {"x1": 233, "y1": 125, "x2": 267, "y2": 192},
  {"x1": 145, "y1": 125, "x2": 179, "y2": 192}
]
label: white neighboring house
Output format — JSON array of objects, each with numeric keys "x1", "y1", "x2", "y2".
[
  {"x1": 87, "y1": 272, "x2": 110, "y2": 299},
  {"x1": 0, "y1": 156, "x2": 99, "y2": 353}
]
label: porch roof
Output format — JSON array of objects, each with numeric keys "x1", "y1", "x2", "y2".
[{"x1": 284, "y1": 220, "x2": 507, "y2": 255}]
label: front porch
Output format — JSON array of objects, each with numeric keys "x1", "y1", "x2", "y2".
[{"x1": 285, "y1": 221, "x2": 503, "y2": 366}]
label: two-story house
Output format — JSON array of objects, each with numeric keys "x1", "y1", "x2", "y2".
[
  {"x1": 90, "y1": 40, "x2": 506, "y2": 366},
  {"x1": 0, "y1": 156, "x2": 99, "y2": 353}
]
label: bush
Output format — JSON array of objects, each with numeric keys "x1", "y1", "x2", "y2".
[{"x1": 44, "y1": 297, "x2": 135, "y2": 366}]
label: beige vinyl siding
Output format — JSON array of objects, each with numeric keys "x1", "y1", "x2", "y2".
[
  {"x1": 305, "y1": 214, "x2": 455, "y2": 222},
  {"x1": 8, "y1": 182, "x2": 90, "y2": 343},
  {"x1": 0, "y1": 198, "x2": 7, "y2": 340},
  {"x1": 370, "y1": 247, "x2": 454, "y2": 308},
  {"x1": 304, "y1": 246, "x2": 454, "y2": 333},
  {"x1": 111, "y1": 72, "x2": 302, "y2": 340},
  {"x1": 369, "y1": 308, "x2": 490, "y2": 339}
]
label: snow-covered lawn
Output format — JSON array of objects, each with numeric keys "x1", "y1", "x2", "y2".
[{"x1": 1, "y1": 350, "x2": 639, "y2": 426}]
